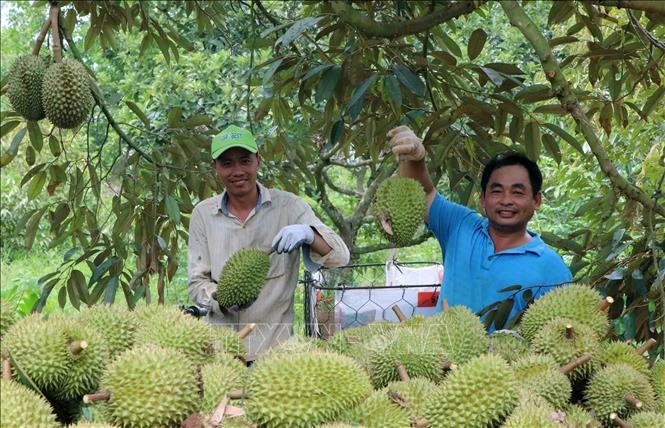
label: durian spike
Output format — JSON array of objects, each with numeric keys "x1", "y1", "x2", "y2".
[
  {"x1": 32, "y1": 18, "x2": 51, "y2": 55},
  {"x1": 392, "y1": 305, "x2": 407, "y2": 322},
  {"x1": 565, "y1": 324, "x2": 574, "y2": 339},
  {"x1": 83, "y1": 391, "x2": 112, "y2": 404},
  {"x1": 226, "y1": 389, "x2": 245, "y2": 399},
  {"x1": 2, "y1": 359, "x2": 11, "y2": 380},
  {"x1": 442, "y1": 299, "x2": 449, "y2": 312},
  {"x1": 623, "y1": 392, "x2": 643, "y2": 409},
  {"x1": 596, "y1": 296, "x2": 614, "y2": 312},
  {"x1": 412, "y1": 419, "x2": 429, "y2": 428},
  {"x1": 395, "y1": 360, "x2": 410, "y2": 382},
  {"x1": 238, "y1": 323, "x2": 255, "y2": 339},
  {"x1": 560, "y1": 353, "x2": 592, "y2": 375},
  {"x1": 68, "y1": 340, "x2": 88, "y2": 355},
  {"x1": 609, "y1": 412, "x2": 630, "y2": 427},
  {"x1": 635, "y1": 338, "x2": 657, "y2": 355},
  {"x1": 209, "y1": 394, "x2": 229, "y2": 426}
]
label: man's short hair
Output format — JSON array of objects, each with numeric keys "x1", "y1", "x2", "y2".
[{"x1": 480, "y1": 151, "x2": 543, "y2": 196}]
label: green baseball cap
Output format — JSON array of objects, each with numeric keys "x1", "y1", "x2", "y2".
[{"x1": 211, "y1": 125, "x2": 258, "y2": 159}]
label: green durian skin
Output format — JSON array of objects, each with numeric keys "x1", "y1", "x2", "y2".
[
  {"x1": 99, "y1": 346, "x2": 199, "y2": 428},
  {"x1": 339, "y1": 387, "x2": 412, "y2": 428},
  {"x1": 245, "y1": 351, "x2": 372, "y2": 427},
  {"x1": 511, "y1": 354, "x2": 571, "y2": 409},
  {"x1": 627, "y1": 411, "x2": 665, "y2": 428},
  {"x1": 0, "y1": 379, "x2": 59, "y2": 428},
  {"x1": 597, "y1": 340, "x2": 650, "y2": 377},
  {"x1": 651, "y1": 359, "x2": 665, "y2": 413},
  {"x1": 200, "y1": 354, "x2": 246, "y2": 412},
  {"x1": 7, "y1": 54, "x2": 47, "y2": 121},
  {"x1": 372, "y1": 176, "x2": 426, "y2": 246},
  {"x1": 423, "y1": 354, "x2": 519, "y2": 427},
  {"x1": 520, "y1": 283, "x2": 609, "y2": 342},
  {"x1": 216, "y1": 247, "x2": 270, "y2": 307},
  {"x1": 42, "y1": 59, "x2": 94, "y2": 129},
  {"x1": 79, "y1": 304, "x2": 138, "y2": 359},
  {"x1": 424, "y1": 305, "x2": 490, "y2": 365},
  {"x1": 501, "y1": 394, "x2": 560, "y2": 428},
  {"x1": 0, "y1": 299, "x2": 16, "y2": 339},
  {"x1": 585, "y1": 363, "x2": 656, "y2": 424},
  {"x1": 488, "y1": 330, "x2": 531, "y2": 363}
]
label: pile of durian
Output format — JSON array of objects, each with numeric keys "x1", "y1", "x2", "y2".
[
  {"x1": 6, "y1": 54, "x2": 93, "y2": 128},
  {"x1": 1, "y1": 283, "x2": 664, "y2": 427}
]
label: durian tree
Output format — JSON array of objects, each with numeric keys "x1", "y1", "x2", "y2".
[{"x1": 0, "y1": 1, "x2": 663, "y2": 351}]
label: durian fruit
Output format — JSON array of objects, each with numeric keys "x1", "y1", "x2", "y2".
[
  {"x1": 488, "y1": 330, "x2": 531, "y2": 363},
  {"x1": 0, "y1": 379, "x2": 58, "y2": 427},
  {"x1": 385, "y1": 377, "x2": 437, "y2": 420},
  {"x1": 530, "y1": 318, "x2": 599, "y2": 382},
  {"x1": 89, "y1": 345, "x2": 199, "y2": 428},
  {"x1": 2, "y1": 313, "x2": 71, "y2": 392},
  {"x1": 584, "y1": 363, "x2": 656, "y2": 425},
  {"x1": 68, "y1": 423, "x2": 119, "y2": 428},
  {"x1": 209, "y1": 325, "x2": 247, "y2": 358},
  {"x1": 0, "y1": 299, "x2": 16, "y2": 338},
  {"x1": 354, "y1": 327, "x2": 450, "y2": 388},
  {"x1": 319, "y1": 424, "x2": 365, "y2": 428},
  {"x1": 519, "y1": 283, "x2": 609, "y2": 342},
  {"x1": 216, "y1": 247, "x2": 270, "y2": 308},
  {"x1": 372, "y1": 176, "x2": 426, "y2": 246},
  {"x1": 322, "y1": 320, "x2": 397, "y2": 355},
  {"x1": 262, "y1": 334, "x2": 322, "y2": 357},
  {"x1": 563, "y1": 403, "x2": 600, "y2": 427},
  {"x1": 245, "y1": 351, "x2": 373, "y2": 427},
  {"x1": 511, "y1": 354, "x2": 571, "y2": 409},
  {"x1": 627, "y1": 411, "x2": 665, "y2": 428},
  {"x1": 338, "y1": 387, "x2": 412, "y2": 428},
  {"x1": 652, "y1": 359, "x2": 665, "y2": 413},
  {"x1": 597, "y1": 340, "x2": 650, "y2": 377},
  {"x1": 79, "y1": 304, "x2": 138, "y2": 359},
  {"x1": 134, "y1": 304, "x2": 215, "y2": 365},
  {"x1": 41, "y1": 58, "x2": 94, "y2": 129},
  {"x1": 425, "y1": 305, "x2": 490, "y2": 364},
  {"x1": 423, "y1": 354, "x2": 519, "y2": 427},
  {"x1": 501, "y1": 394, "x2": 562, "y2": 427},
  {"x1": 199, "y1": 352, "x2": 247, "y2": 412},
  {"x1": 6, "y1": 54, "x2": 48, "y2": 120}
]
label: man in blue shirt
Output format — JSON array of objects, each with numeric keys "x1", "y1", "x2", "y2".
[{"x1": 387, "y1": 125, "x2": 572, "y2": 330}]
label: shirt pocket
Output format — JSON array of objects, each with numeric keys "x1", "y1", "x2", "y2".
[{"x1": 266, "y1": 252, "x2": 286, "y2": 280}]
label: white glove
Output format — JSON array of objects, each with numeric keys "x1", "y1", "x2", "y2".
[
  {"x1": 271, "y1": 224, "x2": 315, "y2": 254},
  {"x1": 387, "y1": 125, "x2": 426, "y2": 161}
]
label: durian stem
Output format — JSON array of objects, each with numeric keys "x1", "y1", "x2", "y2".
[
  {"x1": 609, "y1": 412, "x2": 630, "y2": 427},
  {"x1": 33, "y1": 18, "x2": 52, "y2": 56},
  {"x1": 0, "y1": 86, "x2": 6, "y2": 95},
  {"x1": 623, "y1": 393, "x2": 643, "y2": 409},
  {"x1": 2, "y1": 359, "x2": 11, "y2": 380},
  {"x1": 226, "y1": 389, "x2": 245, "y2": 399},
  {"x1": 395, "y1": 360, "x2": 410, "y2": 382},
  {"x1": 392, "y1": 305, "x2": 407, "y2": 322},
  {"x1": 441, "y1": 361, "x2": 457, "y2": 371},
  {"x1": 83, "y1": 391, "x2": 111, "y2": 403},
  {"x1": 596, "y1": 296, "x2": 614, "y2": 312},
  {"x1": 49, "y1": 3, "x2": 62, "y2": 62},
  {"x1": 238, "y1": 323, "x2": 256, "y2": 339},
  {"x1": 560, "y1": 353, "x2": 592, "y2": 375},
  {"x1": 635, "y1": 338, "x2": 657, "y2": 355},
  {"x1": 565, "y1": 324, "x2": 574, "y2": 339},
  {"x1": 68, "y1": 340, "x2": 88, "y2": 355},
  {"x1": 412, "y1": 419, "x2": 429, "y2": 428}
]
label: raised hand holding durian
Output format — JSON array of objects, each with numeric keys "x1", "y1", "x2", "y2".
[{"x1": 385, "y1": 125, "x2": 572, "y2": 331}]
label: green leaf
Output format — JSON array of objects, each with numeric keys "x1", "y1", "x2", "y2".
[
  {"x1": 262, "y1": 58, "x2": 284, "y2": 87},
  {"x1": 467, "y1": 28, "x2": 487, "y2": 60},
  {"x1": 543, "y1": 123, "x2": 584, "y2": 154},
  {"x1": 439, "y1": 31, "x2": 462, "y2": 57},
  {"x1": 24, "y1": 207, "x2": 47, "y2": 250},
  {"x1": 71, "y1": 269, "x2": 89, "y2": 305},
  {"x1": 27, "y1": 171, "x2": 47, "y2": 199},
  {"x1": 183, "y1": 114, "x2": 213, "y2": 128},
  {"x1": 330, "y1": 118, "x2": 344, "y2": 145},
  {"x1": 90, "y1": 256, "x2": 120, "y2": 285},
  {"x1": 125, "y1": 101, "x2": 151, "y2": 128},
  {"x1": 642, "y1": 86, "x2": 665, "y2": 119},
  {"x1": 34, "y1": 276, "x2": 59, "y2": 312},
  {"x1": 67, "y1": 274, "x2": 81, "y2": 310},
  {"x1": 164, "y1": 196, "x2": 181, "y2": 225},
  {"x1": 347, "y1": 74, "x2": 378, "y2": 120},
  {"x1": 524, "y1": 121, "x2": 541, "y2": 160},
  {"x1": 533, "y1": 104, "x2": 566, "y2": 115},
  {"x1": 1, "y1": 126, "x2": 27, "y2": 167},
  {"x1": 498, "y1": 285, "x2": 522, "y2": 293},
  {"x1": 393, "y1": 64, "x2": 425, "y2": 97},
  {"x1": 0, "y1": 120, "x2": 21, "y2": 138},
  {"x1": 515, "y1": 84, "x2": 552, "y2": 103},
  {"x1": 541, "y1": 133, "x2": 561, "y2": 163},
  {"x1": 548, "y1": 1, "x2": 575, "y2": 26},
  {"x1": 103, "y1": 276, "x2": 119, "y2": 304},
  {"x1": 58, "y1": 286, "x2": 67, "y2": 309},
  {"x1": 48, "y1": 135, "x2": 61, "y2": 157},
  {"x1": 275, "y1": 17, "x2": 324, "y2": 47},
  {"x1": 315, "y1": 65, "x2": 341, "y2": 103},
  {"x1": 303, "y1": 64, "x2": 334, "y2": 81},
  {"x1": 493, "y1": 298, "x2": 515, "y2": 330},
  {"x1": 167, "y1": 107, "x2": 183, "y2": 128},
  {"x1": 509, "y1": 114, "x2": 524, "y2": 143},
  {"x1": 383, "y1": 75, "x2": 402, "y2": 109}
]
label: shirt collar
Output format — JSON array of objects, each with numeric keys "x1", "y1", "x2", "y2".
[
  {"x1": 217, "y1": 182, "x2": 271, "y2": 215},
  {"x1": 479, "y1": 219, "x2": 545, "y2": 255}
]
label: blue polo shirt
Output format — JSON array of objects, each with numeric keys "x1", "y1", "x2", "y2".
[{"x1": 428, "y1": 194, "x2": 572, "y2": 330}]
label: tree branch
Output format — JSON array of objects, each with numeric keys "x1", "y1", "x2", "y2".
[
  {"x1": 33, "y1": 18, "x2": 51, "y2": 56},
  {"x1": 355, "y1": 230, "x2": 432, "y2": 255},
  {"x1": 500, "y1": 0, "x2": 664, "y2": 218},
  {"x1": 330, "y1": 0, "x2": 485, "y2": 38},
  {"x1": 592, "y1": 0, "x2": 665, "y2": 15}
]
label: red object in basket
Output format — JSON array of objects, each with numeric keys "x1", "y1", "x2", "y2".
[{"x1": 417, "y1": 291, "x2": 439, "y2": 307}]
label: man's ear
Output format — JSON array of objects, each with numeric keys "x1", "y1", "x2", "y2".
[
  {"x1": 479, "y1": 191, "x2": 486, "y2": 215},
  {"x1": 534, "y1": 191, "x2": 543, "y2": 209},
  {"x1": 256, "y1": 154, "x2": 262, "y2": 166}
]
